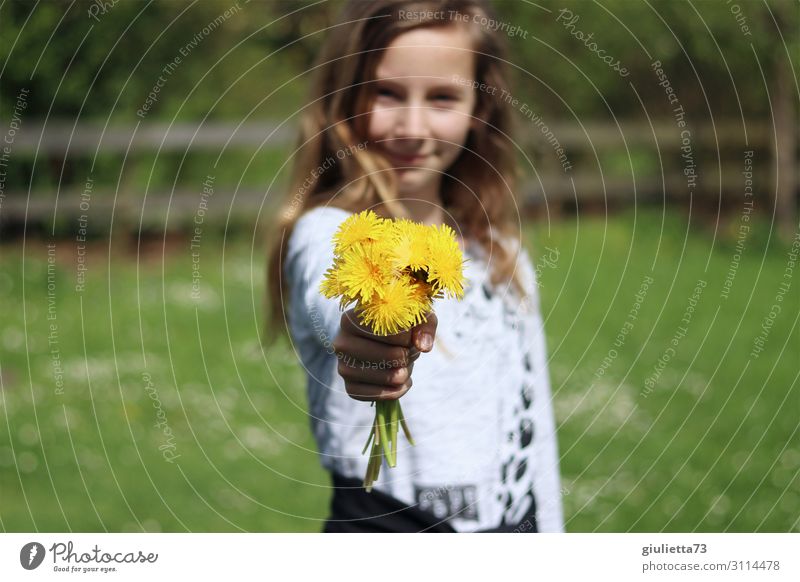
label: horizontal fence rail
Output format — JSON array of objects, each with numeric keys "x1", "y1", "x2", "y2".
[{"x1": 0, "y1": 120, "x2": 789, "y2": 230}]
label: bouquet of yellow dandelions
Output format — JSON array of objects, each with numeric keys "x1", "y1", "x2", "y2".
[{"x1": 320, "y1": 209, "x2": 466, "y2": 491}]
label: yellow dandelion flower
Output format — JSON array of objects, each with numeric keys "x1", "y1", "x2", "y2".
[
  {"x1": 332, "y1": 210, "x2": 387, "y2": 254},
  {"x1": 387, "y1": 219, "x2": 429, "y2": 272},
  {"x1": 336, "y1": 243, "x2": 393, "y2": 303},
  {"x1": 320, "y1": 258, "x2": 342, "y2": 297},
  {"x1": 318, "y1": 209, "x2": 468, "y2": 490},
  {"x1": 425, "y1": 224, "x2": 466, "y2": 299},
  {"x1": 359, "y1": 276, "x2": 428, "y2": 336},
  {"x1": 406, "y1": 277, "x2": 434, "y2": 325},
  {"x1": 320, "y1": 259, "x2": 354, "y2": 309}
]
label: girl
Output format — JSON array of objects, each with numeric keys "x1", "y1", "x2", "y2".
[{"x1": 268, "y1": 0, "x2": 564, "y2": 533}]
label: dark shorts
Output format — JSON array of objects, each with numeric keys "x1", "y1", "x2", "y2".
[{"x1": 323, "y1": 472, "x2": 538, "y2": 533}]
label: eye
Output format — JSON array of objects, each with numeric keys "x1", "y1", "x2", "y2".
[
  {"x1": 430, "y1": 93, "x2": 460, "y2": 107},
  {"x1": 376, "y1": 87, "x2": 398, "y2": 98}
]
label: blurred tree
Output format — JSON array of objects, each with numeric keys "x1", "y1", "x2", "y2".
[
  {"x1": 494, "y1": 0, "x2": 797, "y2": 235},
  {"x1": 0, "y1": 0, "x2": 795, "y2": 231},
  {"x1": 0, "y1": 0, "x2": 325, "y2": 121},
  {"x1": 493, "y1": 0, "x2": 796, "y2": 118},
  {"x1": 2, "y1": 1, "x2": 794, "y2": 123}
]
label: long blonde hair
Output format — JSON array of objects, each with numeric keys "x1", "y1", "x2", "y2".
[{"x1": 267, "y1": 0, "x2": 523, "y2": 336}]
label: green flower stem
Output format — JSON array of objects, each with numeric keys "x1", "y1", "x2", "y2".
[
  {"x1": 362, "y1": 400, "x2": 415, "y2": 491},
  {"x1": 398, "y1": 402, "x2": 415, "y2": 446},
  {"x1": 365, "y1": 439, "x2": 381, "y2": 492},
  {"x1": 361, "y1": 418, "x2": 375, "y2": 455},
  {"x1": 390, "y1": 401, "x2": 399, "y2": 465},
  {"x1": 377, "y1": 402, "x2": 395, "y2": 467},
  {"x1": 373, "y1": 442, "x2": 382, "y2": 480}
]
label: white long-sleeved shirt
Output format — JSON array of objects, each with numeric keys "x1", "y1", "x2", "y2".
[{"x1": 284, "y1": 206, "x2": 564, "y2": 532}]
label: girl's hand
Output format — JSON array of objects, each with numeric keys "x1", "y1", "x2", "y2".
[{"x1": 333, "y1": 308, "x2": 438, "y2": 402}]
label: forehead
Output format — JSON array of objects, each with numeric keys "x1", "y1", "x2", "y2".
[{"x1": 374, "y1": 26, "x2": 475, "y2": 82}]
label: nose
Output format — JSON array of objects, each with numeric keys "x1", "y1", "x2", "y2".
[{"x1": 394, "y1": 101, "x2": 430, "y2": 141}]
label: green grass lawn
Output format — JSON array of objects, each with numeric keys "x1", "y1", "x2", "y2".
[{"x1": 1, "y1": 209, "x2": 797, "y2": 532}]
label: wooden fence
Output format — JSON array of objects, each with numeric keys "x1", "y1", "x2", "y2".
[{"x1": 0, "y1": 119, "x2": 792, "y2": 232}]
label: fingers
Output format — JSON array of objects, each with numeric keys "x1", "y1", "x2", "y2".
[
  {"x1": 345, "y1": 378, "x2": 413, "y2": 402},
  {"x1": 338, "y1": 357, "x2": 414, "y2": 387},
  {"x1": 339, "y1": 358, "x2": 414, "y2": 402},
  {"x1": 340, "y1": 309, "x2": 438, "y2": 352},
  {"x1": 340, "y1": 310, "x2": 413, "y2": 347},
  {"x1": 335, "y1": 308, "x2": 433, "y2": 402},
  {"x1": 411, "y1": 311, "x2": 438, "y2": 353},
  {"x1": 332, "y1": 333, "x2": 419, "y2": 368}
]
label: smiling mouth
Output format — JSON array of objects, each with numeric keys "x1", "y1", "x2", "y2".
[{"x1": 385, "y1": 151, "x2": 430, "y2": 165}]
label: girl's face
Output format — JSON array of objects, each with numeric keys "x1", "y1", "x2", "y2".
[{"x1": 367, "y1": 25, "x2": 478, "y2": 200}]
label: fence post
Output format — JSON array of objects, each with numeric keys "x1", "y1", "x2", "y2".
[{"x1": 772, "y1": 3, "x2": 798, "y2": 241}]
